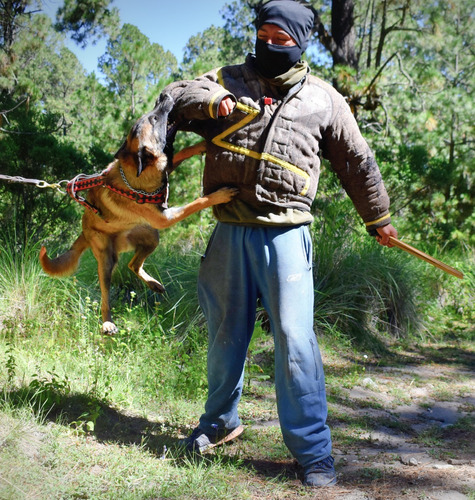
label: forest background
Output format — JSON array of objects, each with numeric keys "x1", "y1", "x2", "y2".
[{"x1": 0, "y1": 0, "x2": 473, "y2": 498}]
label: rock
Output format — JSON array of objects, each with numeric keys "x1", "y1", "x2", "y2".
[
  {"x1": 429, "y1": 491, "x2": 469, "y2": 500},
  {"x1": 410, "y1": 387, "x2": 429, "y2": 398},
  {"x1": 362, "y1": 377, "x2": 378, "y2": 389},
  {"x1": 400, "y1": 455, "x2": 419, "y2": 466},
  {"x1": 447, "y1": 459, "x2": 471, "y2": 465},
  {"x1": 432, "y1": 464, "x2": 455, "y2": 470}
]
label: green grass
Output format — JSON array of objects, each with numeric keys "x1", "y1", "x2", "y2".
[{"x1": 0, "y1": 224, "x2": 473, "y2": 499}]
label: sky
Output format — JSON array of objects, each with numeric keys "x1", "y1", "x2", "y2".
[{"x1": 42, "y1": 0, "x2": 231, "y2": 74}]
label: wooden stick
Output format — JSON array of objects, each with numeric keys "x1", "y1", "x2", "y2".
[{"x1": 389, "y1": 236, "x2": 464, "y2": 279}]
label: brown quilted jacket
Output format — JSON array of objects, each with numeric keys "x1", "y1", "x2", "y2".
[{"x1": 163, "y1": 56, "x2": 391, "y2": 231}]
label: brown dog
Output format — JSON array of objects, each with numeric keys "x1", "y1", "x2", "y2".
[{"x1": 40, "y1": 94, "x2": 235, "y2": 334}]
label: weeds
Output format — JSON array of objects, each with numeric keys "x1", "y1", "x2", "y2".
[{"x1": 5, "y1": 341, "x2": 16, "y2": 385}]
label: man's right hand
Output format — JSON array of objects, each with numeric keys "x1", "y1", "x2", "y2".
[
  {"x1": 218, "y1": 97, "x2": 236, "y2": 117},
  {"x1": 376, "y1": 224, "x2": 398, "y2": 247}
]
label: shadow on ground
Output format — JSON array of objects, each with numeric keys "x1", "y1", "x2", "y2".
[{"x1": 2, "y1": 386, "x2": 181, "y2": 457}]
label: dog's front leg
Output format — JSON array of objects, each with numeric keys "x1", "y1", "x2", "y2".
[
  {"x1": 153, "y1": 187, "x2": 239, "y2": 229},
  {"x1": 172, "y1": 140, "x2": 206, "y2": 169}
]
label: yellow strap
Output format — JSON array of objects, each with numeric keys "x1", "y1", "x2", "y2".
[
  {"x1": 364, "y1": 213, "x2": 391, "y2": 226},
  {"x1": 212, "y1": 69, "x2": 311, "y2": 196}
]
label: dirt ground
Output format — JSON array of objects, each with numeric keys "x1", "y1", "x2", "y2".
[
  {"x1": 330, "y1": 369, "x2": 474, "y2": 499},
  {"x1": 249, "y1": 344, "x2": 475, "y2": 500}
]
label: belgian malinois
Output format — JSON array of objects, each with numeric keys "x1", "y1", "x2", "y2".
[{"x1": 40, "y1": 93, "x2": 236, "y2": 334}]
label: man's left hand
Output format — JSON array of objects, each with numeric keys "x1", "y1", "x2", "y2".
[{"x1": 376, "y1": 224, "x2": 398, "y2": 247}]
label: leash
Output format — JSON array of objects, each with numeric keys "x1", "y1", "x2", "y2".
[
  {"x1": 0, "y1": 168, "x2": 169, "y2": 218},
  {"x1": 0, "y1": 174, "x2": 68, "y2": 193}
]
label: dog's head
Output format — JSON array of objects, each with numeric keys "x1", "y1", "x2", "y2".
[{"x1": 115, "y1": 93, "x2": 174, "y2": 177}]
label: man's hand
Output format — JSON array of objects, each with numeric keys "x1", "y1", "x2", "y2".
[
  {"x1": 218, "y1": 97, "x2": 236, "y2": 117},
  {"x1": 376, "y1": 224, "x2": 398, "y2": 247}
]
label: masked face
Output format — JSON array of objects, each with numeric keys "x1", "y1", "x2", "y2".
[
  {"x1": 255, "y1": 39, "x2": 302, "y2": 78},
  {"x1": 254, "y1": 23, "x2": 303, "y2": 78}
]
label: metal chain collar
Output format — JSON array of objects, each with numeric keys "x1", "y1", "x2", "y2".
[{"x1": 119, "y1": 164, "x2": 166, "y2": 196}]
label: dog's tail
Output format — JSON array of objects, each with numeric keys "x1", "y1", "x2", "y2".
[{"x1": 39, "y1": 233, "x2": 89, "y2": 277}]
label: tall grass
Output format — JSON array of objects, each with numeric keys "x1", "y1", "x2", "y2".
[
  {"x1": 0, "y1": 215, "x2": 429, "y2": 429},
  {"x1": 0, "y1": 227, "x2": 210, "y2": 413},
  {"x1": 0, "y1": 229, "x2": 84, "y2": 340},
  {"x1": 311, "y1": 221, "x2": 422, "y2": 348}
]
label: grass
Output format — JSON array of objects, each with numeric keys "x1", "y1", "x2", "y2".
[
  {"x1": 0, "y1": 405, "x2": 251, "y2": 499},
  {"x1": 1, "y1": 335, "x2": 474, "y2": 498},
  {"x1": 0, "y1": 224, "x2": 473, "y2": 499}
]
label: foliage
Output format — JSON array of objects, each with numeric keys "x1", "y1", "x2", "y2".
[
  {"x1": 54, "y1": 0, "x2": 120, "y2": 47},
  {"x1": 99, "y1": 23, "x2": 178, "y2": 123},
  {"x1": 311, "y1": 188, "x2": 423, "y2": 349},
  {"x1": 270, "y1": 0, "x2": 475, "y2": 246},
  {"x1": 359, "y1": 0, "x2": 475, "y2": 245},
  {"x1": 181, "y1": 26, "x2": 231, "y2": 77},
  {"x1": 221, "y1": 0, "x2": 257, "y2": 61}
]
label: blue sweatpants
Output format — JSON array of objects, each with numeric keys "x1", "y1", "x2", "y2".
[{"x1": 197, "y1": 222, "x2": 332, "y2": 468}]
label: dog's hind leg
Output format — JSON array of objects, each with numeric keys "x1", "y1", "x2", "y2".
[
  {"x1": 125, "y1": 227, "x2": 165, "y2": 293},
  {"x1": 128, "y1": 247, "x2": 165, "y2": 294},
  {"x1": 91, "y1": 240, "x2": 119, "y2": 335}
]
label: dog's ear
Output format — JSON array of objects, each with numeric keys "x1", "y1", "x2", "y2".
[
  {"x1": 163, "y1": 121, "x2": 179, "y2": 171},
  {"x1": 154, "y1": 93, "x2": 174, "y2": 115}
]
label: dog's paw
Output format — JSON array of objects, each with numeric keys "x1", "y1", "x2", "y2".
[
  {"x1": 147, "y1": 280, "x2": 166, "y2": 294},
  {"x1": 102, "y1": 321, "x2": 118, "y2": 335},
  {"x1": 212, "y1": 187, "x2": 239, "y2": 204}
]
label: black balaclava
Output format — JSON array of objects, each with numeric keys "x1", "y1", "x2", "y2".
[{"x1": 254, "y1": 0, "x2": 314, "y2": 78}]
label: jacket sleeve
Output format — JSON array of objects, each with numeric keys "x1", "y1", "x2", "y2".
[
  {"x1": 160, "y1": 70, "x2": 236, "y2": 123},
  {"x1": 320, "y1": 94, "x2": 391, "y2": 233}
]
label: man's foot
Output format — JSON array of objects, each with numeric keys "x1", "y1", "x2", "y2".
[
  {"x1": 181, "y1": 425, "x2": 244, "y2": 453},
  {"x1": 303, "y1": 455, "x2": 337, "y2": 487}
]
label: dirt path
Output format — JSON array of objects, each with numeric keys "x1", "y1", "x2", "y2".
[
  {"x1": 278, "y1": 344, "x2": 475, "y2": 499},
  {"x1": 239, "y1": 343, "x2": 473, "y2": 499},
  {"x1": 2, "y1": 342, "x2": 472, "y2": 499}
]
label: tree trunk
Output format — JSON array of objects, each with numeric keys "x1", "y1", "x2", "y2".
[{"x1": 331, "y1": 0, "x2": 357, "y2": 68}]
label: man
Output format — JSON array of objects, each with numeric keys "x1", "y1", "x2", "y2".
[{"x1": 160, "y1": 0, "x2": 397, "y2": 487}]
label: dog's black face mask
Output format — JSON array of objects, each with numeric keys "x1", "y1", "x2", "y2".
[{"x1": 115, "y1": 93, "x2": 174, "y2": 177}]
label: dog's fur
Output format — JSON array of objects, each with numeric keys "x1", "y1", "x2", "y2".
[{"x1": 39, "y1": 94, "x2": 235, "y2": 334}]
